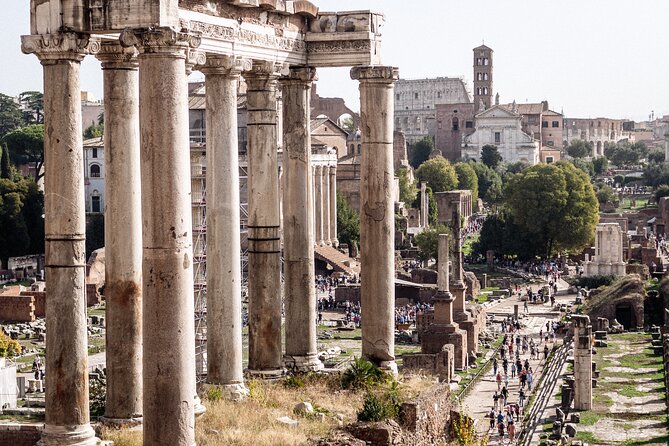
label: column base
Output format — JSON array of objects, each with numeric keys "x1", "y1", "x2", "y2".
[
  {"x1": 284, "y1": 354, "x2": 324, "y2": 373},
  {"x1": 194, "y1": 395, "x2": 207, "y2": 417},
  {"x1": 38, "y1": 424, "x2": 100, "y2": 446},
  {"x1": 99, "y1": 416, "x2": 142, "y2": 430},
  {"x1": 202, "y1": 382, "x2": 250, "y2": 401},
  {"x1": 379, "y1": 360, "x2": 398, "y2": 377},
  {"x1": 454, "y1": 310, "x2": 479, "y2": 355},
  {"x1": 247, "y1": 368, "x2": 285, "y2": 380}
]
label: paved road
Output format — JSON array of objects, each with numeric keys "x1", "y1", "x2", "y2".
[{"x1": 461, "y1": 276, "x2": 576, "y2": 445}]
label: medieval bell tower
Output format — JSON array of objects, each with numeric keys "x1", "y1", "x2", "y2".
[{"x1": 473, "y1": 44, "x2": 493, "y2": 110}]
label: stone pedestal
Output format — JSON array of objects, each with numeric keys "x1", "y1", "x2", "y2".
[
  {"x1": 422, "y1": 234, "x2": 467, "y2": 370},
  {"x1": 120, "y1": 27, "x2": 199, "y2": 446},
  {"x1": 97, "y1": 41, "x2": 143, "y2": 428},
  {"x1": 245, "y1": 61, "x2": 284, "y2": 378},
  {"x1": 202, "y1": 55, "x2": 251, "y2": 398},
  {"x1": 352, "y1": 65, "x2": 399, "y2": 373},
  {"x1": 281, "y1": 67, "x2": 323, "y2": 372},
  {"x1": 22, "y1": 32, "x2": 101, "y2": 446},
  {"x1": 573, "y1": 315, "x2": 593, "y2": 410}
]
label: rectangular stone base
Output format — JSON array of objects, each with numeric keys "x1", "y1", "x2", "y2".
[
  {"x1": 421, "y1": 324, "x2": 467, "y2": 370},
  {"x1": 403, "y1": 344, "x2": 454, "y2": 382},
  {"x1": 454, "y1": 312, "x2": 479, "y2": 355}
]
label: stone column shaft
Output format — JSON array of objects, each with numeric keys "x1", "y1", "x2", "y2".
[
  {"x1": 420, "y1": 182, "x2": 428, "y2": 227},
  {"x1": 202, "y1": 56, "x2": 250, "y2": 396},
  {"x1": 573, "y1": 315, "x2": 593, "y2": 410},
  {"x1": 245, "y1": 61, "x2": 284, "y2": 377},
  {"x1": 452, "y1": 209, "x2": 466, "y2": 313},
  {"x1": 434, "y1": 234, "x2": 453, "y2": 325},
  {"x1": 314, "y1": 165, "x2": 324, "y2": 246},
  {"x1": 97, "y1": 42, "x2": 143, "y2": 426},
  {"x1": 329, "y1": 166, "x2": 338, "y2": 247},
  {"x1": 21, "y1": 32, "x2": 100, "y2": 446},
  {"x1": 121, "y1": 27, "x2": 199, "y2": 446},
  {"x1": 352, "y1": 66, "x2": 399, "y2": 372},
  {"x1": 323, "y1": 165, "x2": 331, "y2": 245},
  {"x1": 281, "y1": 68, "x2": 322, "y2": 372}
]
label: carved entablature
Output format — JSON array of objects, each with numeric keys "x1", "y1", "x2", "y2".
[{"x1": 26, "y1": 1, "x2": 384, "y2": 68}]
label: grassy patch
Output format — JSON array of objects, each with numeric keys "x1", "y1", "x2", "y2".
[
  {"x1": 578, "y1": 411, "x2": 601, "y2": 426},
  {"x1": 575, "y1": 430, "x2": 598, "y2": 443}
]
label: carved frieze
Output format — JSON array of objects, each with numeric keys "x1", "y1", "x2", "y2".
[{"x1": 307, "y1": 40, "x2": 371, "y2": 54}]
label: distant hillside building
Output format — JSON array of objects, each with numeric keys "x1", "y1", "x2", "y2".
[{"x1": 563, "y1": 118, "x2": 632, "y2": 156}]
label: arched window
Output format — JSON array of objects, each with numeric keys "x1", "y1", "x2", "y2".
[
  {"x1": 349, "y1": 144, "x2": 354, "y2": 155},
  {"x1": 484, "y1": 58, "x2": 489, "y2": 65},
  {"x1": 483, "y1": 87, "x2": 488, "y2": 95},
  {"x1": 90, "y1": 164, "x2": 101, "y2": 178},
  {"x1": 357, "y1": 144, "x2": 361, "y2": 154},
  {"x1": 484, "y1": 73, "x2": 489, "y2": 81},
  {"x1": 452, "y1": 118, "x2": 459, "y2": 131},
  {"x1": 477, "y1": 73, "x2": 482, "y2": 81}
]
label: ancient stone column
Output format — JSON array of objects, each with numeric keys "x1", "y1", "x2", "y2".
[
  {"x1": 120, "y1": 27, "x2": 199, "y2": 446},
  {"x1": 281, "y1": 67, "x2": 323, "y2": 372},
  {"x1": 97, "y1": 41, "x2": 143, "y2": 427},
  {"x1": 323, "y1": 164, "x2": 331, "y2": 245},
  {"x1": 573, "y1": 315, "x2": 593, "y2": 410},
  {"x1": 329, "y1": 166, "x2": 338, "y2": 247},
  {"x1": 245, "y1": 61, "x2": 285, "y2": 377},
  {"x1": 201, "y1": 55, "x2": 251, "y2": 398},
  {"x1": 21, "y1": 32, "x2": 101, "y2": 446},
  {"x1": 420, "y1": 182, "x2": 428, "y2": 227},
  {"x1": 351, "y1": 65, "x2": 399, "y2": 373},
  {"x1": 314, "y1": 165, "x2": 324, "y2": 246},
  {"x1": 451, "y1": 207, "x2": 478, "y2": 354}
]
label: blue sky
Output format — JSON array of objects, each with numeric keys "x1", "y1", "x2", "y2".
[{"x1": 3, "y1": 0, "x2": 668, "y2": 121}]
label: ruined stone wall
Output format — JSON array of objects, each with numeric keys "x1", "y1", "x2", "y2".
[
  {"x1": 434, "y1": 102, "x2": 476, "y2": 162},
  {"x1": 0, "y1": 425, "x2": 42, "y2": 446},
  {"x1": 0, "y1": 295, "x2": 34, "y2": 322},
  {"x1": 21, "y1": 291, "x2": 45, "y2": 318}
]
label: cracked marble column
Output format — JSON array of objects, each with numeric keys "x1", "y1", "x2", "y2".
[
  {"x1": 329, "y1": 166, "x2": 338, "y2": 247},
  {"x1": 21, "y1": 32, "x2": 100, "y2": 446},
  {"x1": 96, "y1": 41, "x2": 143, "y2": 428},
  {"x1": 451, "y1": 207, "x2": 477, "y2": 356},
  {"x1": 120, "y1": 27, "x2": 199, "y2": 446},
  {"x1": 314, "y1": 165, "x2": 324, "y2": 246},
  {"x1": 201, "y1": 55, "x2": 250, "y2": 398},
  {"x1": 281, "y1": 67, "x2": 323, "y2": 372},
  {"x1": 245, "y1": 61, "x2": 284, "y2": 378},
  {"x1": 351, "y1": 65, "x2": 399, "y2": 373}
]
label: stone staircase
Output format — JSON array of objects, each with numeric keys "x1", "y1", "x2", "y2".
[{"x1": 314, "y1": 245, "x2": 359, "y2": 275}]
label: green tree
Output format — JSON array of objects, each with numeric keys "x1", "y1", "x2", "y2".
[
  {"x1": 506, "y1": 161, "x2": 530, "y2": 174},
  {"x1": 409, "y1": 136, "x2": 434, "y2": 169},
  {"x1": 0, "y1": 143, "x2": 11, "y2": 179},
  {"x1": 644, "y1": 163, "x2": 669, "y2": 187},
  {"x1": 0, "y1": 179, "x2": 30, "y2": 268},
  {"x1": 481, "y1": 144, "x2": 502, "y2": 169},
  {"x1": 655, "y1": 184, "x2": 669, "y2": 203},
  {"x1": 454, "y1": 162, "x2": 479, "y2": 205},
  {"x1": 566, "y1": 139, "x2": 592, "y2": 158},
  {"x1": 336, "y1": 192, "x2": 360, "y2": 253},
  {"x1": 596, "y1": 185, "x2": 616, "y2": 205},
  {"x1": 0, "y1": 94, "x2": 24, "y2": 139},
  {"x1": 647, "y1": 150, "x2": 665, "y2": 164},
  {"x1": 84, "y1": 123, "x2": 104, "y2": 139},
  {"x1": 504, "y1": 162, "x2": 598, "y2": 257},
  {"x1": 397, "y1": 167, "x2": 417, "y2": 204},
  {"x1": 18, "y1": 91, "x2": 43, "y2": 125},
  {"x1": 592, "y1": 156, "x2": 608, "y2": 175},
  {"x1": 571, "y1": 158, "x2": 594, "y2": 178},
  {"x1": 470, "y1": 161, "x2": 503, "y2": 204},
  {"x1": 414, "y1": 224, "x2": 451, "y2": 263},
  {"x1": 605, "y1": 142, "x2": 642, "y2": 167},
  {"x1": 2, "y1": 124, "x2": 44, "y2": 183},
  {"x1": 415, "y1": 156, "x2": 458, "y2": 193},
  {"x1": 340, "y1": 116, "x2": 355, "y2": 133}
]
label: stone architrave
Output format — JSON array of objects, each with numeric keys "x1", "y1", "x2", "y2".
[
  {"x1": 245, "y1": 60, "x2": 285, "y2": 378},
  {"x1": 329, "y1": 166, "x2": 338, "y2": 247},
  {"x1": 314, "y1": 165, "x2": 324, "y2": 246},
  {"x1": 572, "y1": 315, "x2": 593, "y2": 410},
  {"x1": 281, "y1": 67, "x2": 323, "y2": 372},
  {"x1": 120, "y1": 27, "x2": 200, "y2": 446},
  {"x1": 451, "y1": 208, "x2": 478, "y2": 355},
  {"x1": 201, "y1": 55, "x2": 251, "y2": 399},
  {"x1": 421, "y1": 234, "x2": 468, "y2": 370},
  {"x1": 21, "y1": 32, "x2": 102, "y2": 446},
  {"x1": 96, "y1": 41, "x2": 143, "y2": 427},
  {"x1": 351, "y1": 65, "x2": 399, "y2": 373}
]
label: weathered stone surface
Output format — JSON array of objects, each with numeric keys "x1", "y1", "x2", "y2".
[
  {"x1": 294, "y1": 402, "x2": 315, "y2": 415},
  {"x1": 564, "y1": 423, "x2": 577, "y2": 437}
]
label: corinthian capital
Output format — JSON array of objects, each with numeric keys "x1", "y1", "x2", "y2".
[
  {"x1": 21, "y1": 33, "x2": 100, "y2": 64},
  {"x1": 200, "y1": 55, "x2": 252, "y2": 77},
  {"x1": 247, "y1": 60, "x2": 290, "y2": 79},
  {"x1": 186, "y1": 49, "x2": 207, "y2": 74},
  {"x1": 120, "y1": 27, "x2": 201, "y2": 58},
  {"x1": 96, "y1": 41, "x2": 139, "y2": 70},
  {"x1": 281, "y1": 67, "x2": 318, "y2": 85},
  {"x1": 350, "y1": 65, "x2": 399, "y2": 83}
]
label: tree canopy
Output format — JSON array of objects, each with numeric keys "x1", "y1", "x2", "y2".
[
  {"x1": 0, "y1": 177, "x2": 44, "y2": 268},
  {"x1": 414, "y1": 224, "x2": 451, "y2": 263},
  {"x1": 454, "y1": 162, "x2": 479, "y2": 205},
  {"x1": 415, "y1": 156, "x2": 458, "y2": 193},
  {"x1": 604, "y1": 141, "x2": 647, "y2": 167},
  {"x1": 566, "y1": 139, "x2": 592, "y2": 158},
  {"x1": 0, "y1": 94, "x2": 24, "y2": 139},
  {"x1": 592, "y1": 156, "x2": 608, "y2": 175},
  {"x1": 503, "y1": 161, "x2": 598, "y2": 257},
  {"x1": 470, "y1": 161, "x2": 503, "y2": 204},
  {"x1": 397, "y1": 167, "x2": 418, "y2": 204},
  {"x1": 336, "y1": 192, "x2": 360, "y2": 254},
  {"x1": 481, "y1": 145, "x2": 502, "y2": 169},
  {"x1": 2, "y1": 124, "x2": 44, "y2": 183},
  {"x1": 409, "y1": 136, "x2": 434, "y2": 169},
  {"x1": 18, "y1": 91, "x2": 43, "y2": 125}
]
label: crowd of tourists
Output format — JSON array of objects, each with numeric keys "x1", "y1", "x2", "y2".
[
  {"x1": 395, "y1": 302, "x2": 432, "y2": 325},
  {"x1": 487, "y1": 318, "x2": 558, "y2": 441}
]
